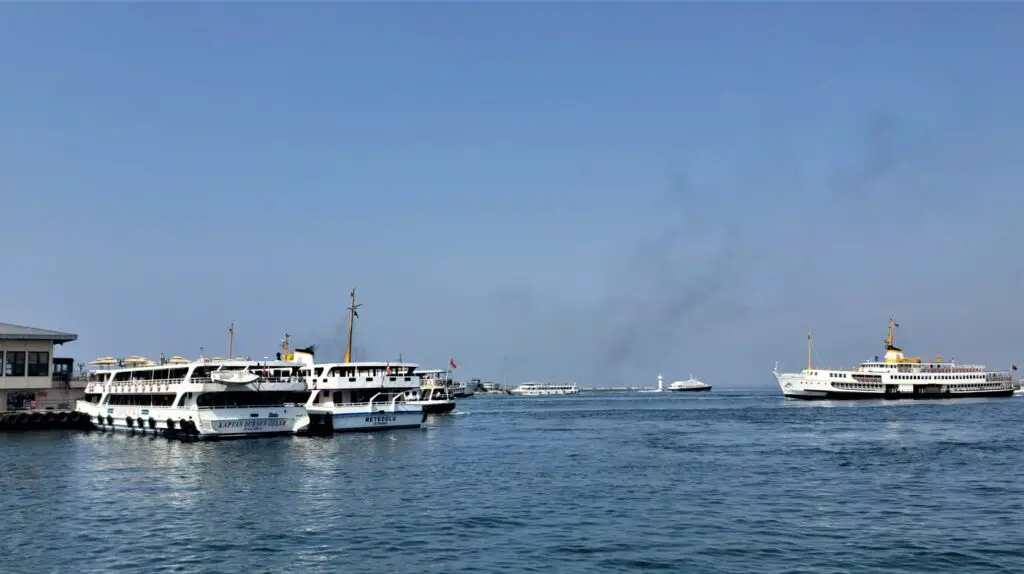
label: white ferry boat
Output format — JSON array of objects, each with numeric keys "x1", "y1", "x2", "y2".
[
  {"x1": 510, "y1": 382, "x2": 580, "y2": 396},
  {"x1": 451, "y1": 380, "x2": 475, "y2": 398},
  {"x1": 774, "y1": 318, "x2": 1016, "y2": 400},
  {"x1": 407, "y1": 369, "x2": 456, "y2": 414},
  {"x1": 75, "y1": 352, "x2": 310, "y2": 439},
  {"x1": 668, "y1": 376, "x2": 712, "y2": 392},
  {"x1": 292, "y1": 288, "x2": 424, "y2": 432},
  {"x1": 293, "y1": 353, "x2": 424, "y2": 433}
]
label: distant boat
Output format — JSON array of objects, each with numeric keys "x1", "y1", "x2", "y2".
[
  {"x1": 510, "y1": 382, "x2": 579, "y2": 396},
  {"x1": 407, "y1": 369, "x2": 457, "y2": 414},
  {"x1": 638, "y1": 374, "x2": 665, "y2": 393},
  {"x1": 451, "y1": 380, "x2": 475, "y2": 398},
  {"x1": 668, "y1": 376, "x2": 711, "y2": 392},
  {"x1": 774, "y1": 317, "x2": 1015, "y2": 400}
]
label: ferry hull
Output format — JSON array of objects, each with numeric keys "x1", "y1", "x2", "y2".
[
  {"x1": 75, "y1": 402, "x2": 309, "y2": 439},
  {"x1": 306, "y1": 405, "x2": 423, "y2": 432},
  {"x1": 412, "y1": 400, "x2": 456, "y2": 415},
  {"x1": 669, "y1": 386, "x2": 712, "y2": 392},
  {"x1": 331, "y1": 411, "x2": 422, "y2": 432},
  {"x1": 782, "y1": 389, "x2": 1016, "y2": 401}
]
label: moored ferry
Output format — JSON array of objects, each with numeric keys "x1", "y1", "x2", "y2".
[
  {"x1": 290, "y1": 346, "x2": 424, "y2": 433},
  {"x1": 407, "y1": 369, "x2": 457, "y2": 414},
  {"x1": 75, "y1": 349, "x2": 310, "y2": 439},
  {"x1": 510, "y1": 382, "x2": 580, "y2": 396},
  {"x1": 774, "y1": 318, "x2": 1015, "y2": 400},
  {"x1": 293, "y1": 287, "x2": 424, "y2": 432}
]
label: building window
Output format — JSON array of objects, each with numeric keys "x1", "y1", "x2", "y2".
[
  {"x1": 28, "y1": 352, "x2": 50, "y2": 377},
  {"x1": 5, "y1": 351, "x2": 26, "y2": 377}
]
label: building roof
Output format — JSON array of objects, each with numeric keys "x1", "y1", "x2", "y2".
[{"x1": 0, "y1": 323, "x2": 78, "y2": 343}]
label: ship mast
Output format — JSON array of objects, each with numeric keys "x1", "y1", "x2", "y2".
[
  {"x1": 885, "y1": 316, "x2": 898, "y2": 350},
  {"x1": 228, "y1": 321, "x2": 234, "y2": 359},
  {"x1": 807, "y1": 330, "x2": 812, "y2": 371},
  {"x1": 345, "y1": 288, "x2": 361, "y2": 363},
  {"x1": 281, "y1": 333, "x2": 290, "y2": 356}
]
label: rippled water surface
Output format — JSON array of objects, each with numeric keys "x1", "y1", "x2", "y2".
[{"x1": 2, "y1": 391, "x2": 1024, "y2": 573}]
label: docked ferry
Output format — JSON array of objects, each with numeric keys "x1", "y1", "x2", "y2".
[
  {"x1": 407, "y1": 369, "x2": 457, "y2": 414},
  {"x1": 289, "y1": 346, "x2": 424, "y2": 433},
  {"x1": 774, "y1": 318, "x2": 1015, "y2": 400},
  {"x1": 510, "y1": 382, "x2": 580, "y2": 396},
  {"x1": 75, "y1": 352, "x2": 310, "y2": 439},
  {"x1": 291, "y1": 288, "x2": 424, "y2": 432}
]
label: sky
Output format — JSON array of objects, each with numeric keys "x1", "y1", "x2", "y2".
[{"x1": 2, "y1": 3, "x2": 1023, "y2": 388}]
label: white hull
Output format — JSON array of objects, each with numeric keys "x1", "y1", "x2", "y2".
[
  {"x1": 774, "y1": 371, "x2": 1015, "y2": 400},
  {"x1": 510, "y1": 389, "x2": 579, "y2": 396},
  {"x1": 308, "y1": 404, "x2": 423, "y2": 432},
  {"x1": 668, "y1": 386, "x2": 712, "y2": 392},
  {"x1": 776, "y1": 318, "x2": 1015, "y2": 401},
  {"x1": 75, "y1": 401, "x2": 309, "y2": 438}
]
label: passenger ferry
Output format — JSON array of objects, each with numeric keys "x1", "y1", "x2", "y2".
[
  {"x1": 668, "y1": 376, "x2": 712, "y2": 392},
  {"x1": 774, "y1": 318, "x2": 1016, "y2": 400},
  {"x1": 510, "y1": 382, "x2": 580, "y2": 396},
  {"x1": 407, "y1": 369, "x2": 457, "y2": 414},
  {"x1": 75, "y1": 350, "x2": 310, "y2": 439},
  {"x1": 451, "y1": 380, "x2": 475, "y2": 398},
  {"x1": 290, "y1": 346, "x2": 424, "y2": 432},
  {"x1": 292, "y1": 287, "x2": 424, "y2": 432}
]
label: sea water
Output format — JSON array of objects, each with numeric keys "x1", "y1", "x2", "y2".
[{"x1": 1, "y1": 390, "x2": 1022, "y2": 573}]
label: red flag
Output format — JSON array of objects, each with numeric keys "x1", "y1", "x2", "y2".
[{"x1": 449, "y1": 358, "x2": 457, "y2": 369}]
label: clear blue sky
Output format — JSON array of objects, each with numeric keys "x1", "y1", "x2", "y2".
[{"x1": 2, "y1": 3, "x2": 1022, "y2": 387}]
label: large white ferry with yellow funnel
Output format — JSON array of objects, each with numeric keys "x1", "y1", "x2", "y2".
[{"x1": 773, "y1": 318, "x2": 1015, "y2": 400}]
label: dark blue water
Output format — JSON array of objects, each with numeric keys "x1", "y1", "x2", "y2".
[{"x1": 2, "y1": 391, "x2": 1023, "y2": 573}]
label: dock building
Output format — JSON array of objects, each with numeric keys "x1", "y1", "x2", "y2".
[{"x1": 0, "y1": 323, "x2": 79, "y2": 411}]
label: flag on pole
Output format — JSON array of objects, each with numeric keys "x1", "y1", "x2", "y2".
[
  {"x1": 449, "y1": 358, "x2": 457, "y2": 369},
  {"x1": 1013, "y1": 364, "x2": 1018, "y2": 371}
]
